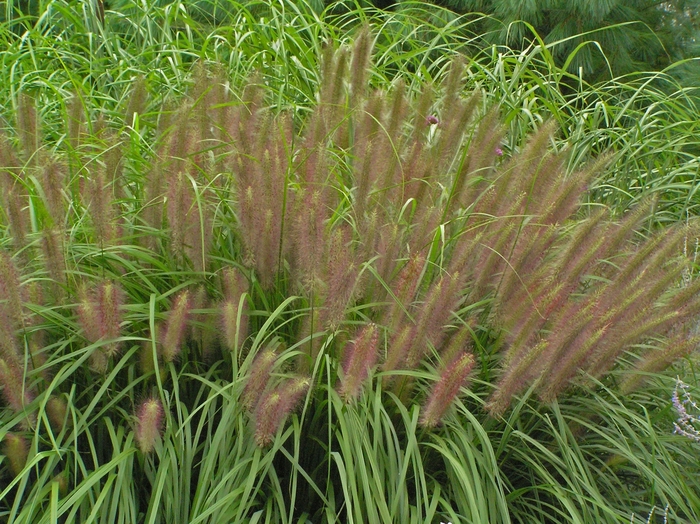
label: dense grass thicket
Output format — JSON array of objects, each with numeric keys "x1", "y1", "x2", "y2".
[{"x1": 1, "y1": 1, "x2": 700, "y2": 523}]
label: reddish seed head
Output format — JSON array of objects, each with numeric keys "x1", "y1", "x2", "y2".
[{"x1": 426, "y1": 115, "x2": 439, "y2": 126}]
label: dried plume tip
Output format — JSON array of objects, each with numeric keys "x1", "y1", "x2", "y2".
[{"x1": 135, "y1": 397, "x2": 165, "y2": 453}]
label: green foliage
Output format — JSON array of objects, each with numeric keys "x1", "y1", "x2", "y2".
[{"x1": 1, "y1": 1, "x2": 700, "y2": 523}]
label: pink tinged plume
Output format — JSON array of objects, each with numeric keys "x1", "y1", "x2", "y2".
[
  {"x1": 160, "y1": 290, "x2": 191, "y2": 363},
  {"x1": 77, "y1": 281, "x2": 125, "y2": 357},
  {"x1": 420, "y1": 352, "x2": 475, "y2": 428},
  {"x1": 135, "y1": 398, "x2": 164, "y2": 453},
  {"x1": 0, "y1": 252, "x2": 25, "y2": 329},
  {"x1": 338, "y1": 323, "x2": 379, "y2": 402},
  {"x1": 241, "y1": 348, "x2": 278, "y2": 411},
  {"x1": 254, "y1": 376, "x2": 310, "y2": 447},
  {"x1": 0, "y1": 357, "x2": 34, "y2": 414}
]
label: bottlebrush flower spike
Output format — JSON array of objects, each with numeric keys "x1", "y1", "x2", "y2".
[
  {"x1": 0, "y1": 251, "x2": 25, "y2": 330},
  {"x1": 77, "y1": 286, "x2": 101, "y2": 343},
  {"x1": 5, "y1": 188, "x2": 29, "y2": 253},
  {"x1": 160, "y1": 290, "x2": 191, "y2": 363},
  {"x1": 17, "y1": 93, "x2": 40, "y2": 164},
  {"x1": 420, "y1": 352, "x2": 474, "y2": 428},
  {"x1": 3, "y1": 433, "x2": 29, "y2": 477},
  {"x1": 135, "y1": 397, "x2": 165, "y2": 453},
  {"x1": 46, "y1": 396, "x2": 69, "y2": 433},
  {"x1": 77, "y1": 281, "x2": 125, "y2": 356},
  {"x1": 41, "y1": 228, "x2": 67, "y2": 292},
  {"x1": 0, "y1": 357, "x2": 34, "y2": 415},
  {"x1": 254, "y1": 376, "x2": 310, "y2": 447},
  {"x1": 242, "y1": 347, "x2": 278, "y2": 411},
  {"x1": 338, "y1": 323, "x2": 379, "y2": 402}
]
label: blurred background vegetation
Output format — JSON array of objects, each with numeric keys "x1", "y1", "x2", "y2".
[{"x1": 5, "y1": 0, "x2": 700, "y2": 82}]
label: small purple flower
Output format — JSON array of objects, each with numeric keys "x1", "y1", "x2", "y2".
[
  {"x1": 495, "y1": 147, "x2": 504, "y2": 156},
  {"x1": 426, "y1": 115, "x2": 439, "y2": 126},
  {"x1": 672, "y1": 379, "x2": 700, "y2": 443}
]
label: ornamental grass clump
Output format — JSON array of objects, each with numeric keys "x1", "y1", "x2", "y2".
[{"x1": 1, "y1": 19, "x2": 699, "y2": 522}]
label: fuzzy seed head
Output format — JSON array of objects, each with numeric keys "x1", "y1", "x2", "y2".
[
  {"x1": 46, "y1": 396, "x2": 68, "y2": 433},
  {"x1": 77, "y1": 281, "x2": 124, "y2": 350},
  {"x1": 135, "y1": 398, "x2": 164, "y2": 453},
  {"x1": 420, "y1": 352, "x2": 475, "y2": 428},
  {"x1": 254, "y1": 376, "x2": 310, "y2": 447},
  {"x1": 0, "y1": 357, "x2": 33, "y2": 414},
  {"x1": 0, "y1": 251, "x2": 25, "y2": 330},
  {"x1": 41, "y1": 228, "x2": 67, "y2": 292},
  {"x1": 3, "y1": 432, "x2": 29, "y2": 477},
  {"x1": 5, "y1": 188, "x2": 29, "y2": 251},
  {"x1": 77, "y1": 287, "x2": 101, "y2": 343},
  {"x1": 338, "y1": 323, "x2": 379, "y2": 402},
  {"x1": 242, "y1": 348, "x2": 278, "y2": 411},
  {"x1": 97, "y1": 281, "x2": 124, "y2": 344},
  {"x1": 160, "y1": 290, "x2": 191, "y2": 363}
]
